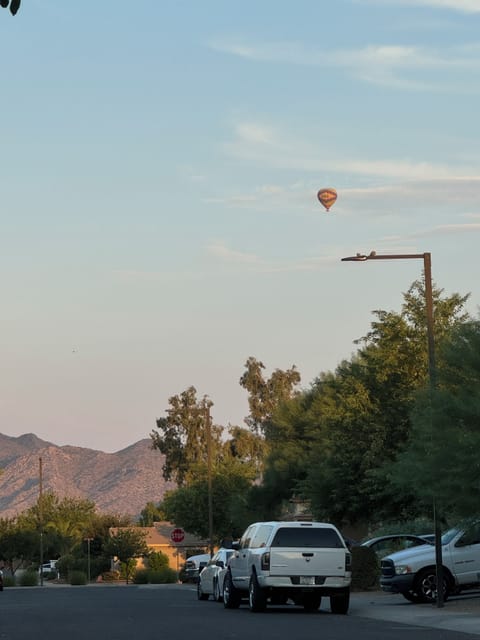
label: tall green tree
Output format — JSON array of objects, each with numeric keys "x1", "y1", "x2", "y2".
[
  {"x1": 260, "y1": 279, "x2": 471, "y2": 527},
  {"x1": 151, "y1": 387, "x2": 223, "y2": 486},
  {"x1": 240, "y1": 357, "x2": 301, "y2": 434},
  {"x1": 160, "y1": 464, "x2": 253, "y2": 541},
  {"x1": 391, "y1": 320, "x2": 480, "y2": 519}
]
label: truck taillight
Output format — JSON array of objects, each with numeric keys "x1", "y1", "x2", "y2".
[
  {"x1": 261, "y1": 552, "x2": 270, "y2": 570},
  {"x1": 345, "y1": 552, "x2": 352, "y2": 571}
]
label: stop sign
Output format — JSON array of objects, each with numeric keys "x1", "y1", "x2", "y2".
[{"x1": 170, "y1": 527, "x2": 185, "y2": 544}]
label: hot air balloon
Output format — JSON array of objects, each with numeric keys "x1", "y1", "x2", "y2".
[{"x1": 317, "y1": 188, "x2": 337, "y2": 212}]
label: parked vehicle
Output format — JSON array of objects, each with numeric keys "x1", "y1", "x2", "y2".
[
  {"x1": 380, "y1": 519, "x2": 480, "y2": 603},
  {"x1": 223, "y1": 521, "x2": 351, "y2": 613},
  {"x1": 197, "y1": 548, "x2": 234, "y2": 601},
  {"x1": 361, "y1": 534, "x2": 433, "y2": 558},
  {"x1": 38, "y1": 560, "x2": 59, "y2": 578},
  {"x1": 183, "y1": 553, "x2": 210, "y2": 583}
]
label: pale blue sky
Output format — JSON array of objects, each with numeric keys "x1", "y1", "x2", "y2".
[{"x1": 1, "y1": 0, "x2": 479, "y2": 452}]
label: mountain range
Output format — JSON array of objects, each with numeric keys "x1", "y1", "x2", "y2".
[{"x1": 0, "y1": 432, "x2": 175, "y2": 519}]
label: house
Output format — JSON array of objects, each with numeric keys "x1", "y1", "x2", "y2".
[{"x1": 109, "y1": 521, "x2": 209, "y2": 572}]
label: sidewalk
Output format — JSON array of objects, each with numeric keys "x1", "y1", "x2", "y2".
[{"x1": 351, "y1": 590, "x2": 480, "y2": 636}]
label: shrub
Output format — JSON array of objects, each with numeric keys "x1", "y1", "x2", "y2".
[
  {"x1": 366, "y1": 518, "x2": 434, "y2": 539},
  {"x1": 133, "y1": 569, "x2": 149, "y2": 584},
  {"x1": 3, "y1": 575, "x2": 15, "y2": 587},
  {"x1": 148, "y1": 568, "x2": 177, "y2": 584},
  {"x1": 101, "y1": 570, "x2": 120, "y2": 582},
  {"x1": 351, "y1": 546, "x2": 379, "y2": 591},
  {"x1": 147, "y1": 551, "x2": 169, "y2": 571},
  {"x1": 19, "y1": 571, "x2": 39, "y2": 587},
  {"x1": 69, "y1": 570, "x2": 87, "y2": 586},
  {"x1": 43, "y1": 570, "x2": 58, "y2": 581}
]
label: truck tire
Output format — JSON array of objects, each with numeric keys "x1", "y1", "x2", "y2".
[
  {"x1": 414, "y1": 568, "x2": 449, "y2": 604},
  {"x1": 213, "y1": 578, "x2": 222, "y2": 602},
  {"x1": 197, "y1": 581, "x2": 209, "y2": 601},
  {"x1": 223, "y1": 571, "x2": 241, "y2": 609},
  {"x1": 249, "y1": 574, "x2": 267, "y2": 612},
  {"x1": 330, "y1": 589, "x2": 350, "y2": 614},
  {"x1": 402, "y1": 590, "x2": 424, "y2": 604},
  {"x1": 303, "y1": 593, "x2": 321, "y2": 611}
]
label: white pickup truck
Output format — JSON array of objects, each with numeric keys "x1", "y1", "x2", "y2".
[
  {"x1": 380, "y1": 519, "x2": 480, "y2": 603},
  {"x1": 223, "y1": 521, "x2": 351, "y2": 613}
]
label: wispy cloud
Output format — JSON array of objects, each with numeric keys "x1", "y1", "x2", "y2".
[
  {"x1": 205, "y1": 241, "x2": 338, "y2": 273},
  {"x1": 206, "y1": 242, "x2": 263, "y2": 265},
  {"x1": 224, "y1": 119, "x2": 480, "y2": 182},
  {"x1": 209, "y1": 39, "x2": 480, "y2": 91},
  {"x1": 361, "y1": 0, "x2": 480, "y2": 13}
]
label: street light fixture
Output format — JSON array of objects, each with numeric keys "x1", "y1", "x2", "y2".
[{"x1": 341, "y1": 250, "x2": 444, "y2": 607}]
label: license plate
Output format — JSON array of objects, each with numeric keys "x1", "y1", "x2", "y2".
[{"x1": 299, "y1": 576, "x2": 315, "y2": 585}]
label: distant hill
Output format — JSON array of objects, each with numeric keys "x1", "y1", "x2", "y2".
[{"x1": 0, "y1": 433, "x2": 175, "y2": 519}]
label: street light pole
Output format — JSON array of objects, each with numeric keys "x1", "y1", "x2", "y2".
[
  {"x1": 204, "y1": 401, "x2": 214, "y2": 557},
  {"x1": 341, "y1": 250, "x2": 444, "y2": 608},
  {"x1": 85, "y1": 537, "x2": 94, "y2": 583},
  {"x1": 39, "y1": 457, "x2": 44, "y2": 588}
]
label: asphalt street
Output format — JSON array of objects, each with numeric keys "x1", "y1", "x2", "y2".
[{"x1": 0, "y1": 584, "x2": 479, "y2": 640}]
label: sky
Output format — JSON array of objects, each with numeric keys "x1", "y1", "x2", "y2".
[{"x1": 1, "y1": 0, "x2": 479, "y2": 453}]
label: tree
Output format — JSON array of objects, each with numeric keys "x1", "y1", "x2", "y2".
[
  {"x1": 0, "y1": 0, "x2": 20, "y2": 16},
  {"x1": 258, "y1": 279, "x2": 471, "y2": 527},
  {"x1": 160, "y1": 464, "x2": 253, "y2": 541},
  {"x1": 18, "y1": 493, "x2": 98, "y2": 558},
  {"x1": 138, "y1": 502, "x2": 165, "y2": 527},
  {"x1": 239, "y1": 357, "x2": 301, "y2": 433},
  {"x1": 151, "y1": 387, "x2": 223, "y2": 486},
  {"x1": 391, "y1": 320, "x2": 480, "y2": 520},
  {"x1": 0, "y1": 518, "x2": 37, "y2": 575},
  {"x1": 104, "y1": 528, "x2": 148, "y2": 583}
]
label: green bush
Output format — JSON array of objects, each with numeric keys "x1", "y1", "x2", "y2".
[
  {"x1": 133, "y1": 569, "x2": 149, "y2": 584},
  {"x1": 43, "y1": 570, "x2": 58, "y2": 581},
  {"x1": 19, "y1": 571, "x2": 39, "y2": 587},
  {"x1": 3, "y1": 575, "x2": 16, "y2": 587},
  {"x1": 147, "y1": 551, "x2": 169, "y2": 571},
  {"x1": 69, "y1": 570, "x2": 87, "y2": 585},
  {"x1": 366, "y1": 518, "x2": 434, "y2": 539},
  {"x1": 147, "y1": 568, "x2": 177, "y2": 584},
  {"x1": 351, "y1": 546, "x2": 379, "y2": 591}
]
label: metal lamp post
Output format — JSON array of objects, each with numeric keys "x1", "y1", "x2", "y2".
[
  {"x1": 204, "y1": 400, "x2": 214, "y2": 558},
  {"x1": 341, "y1": 251, "x2": 443, "y2": 608},
  {"x1": 85, "y1": 537, "x2": 94, "y2": 582}
]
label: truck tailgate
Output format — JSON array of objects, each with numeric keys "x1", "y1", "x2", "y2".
[{"x1": 269, "y1": 548, "x2": 346, "y2": 576}]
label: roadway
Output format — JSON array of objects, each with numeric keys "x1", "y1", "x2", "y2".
[{"x1": 0, "y1": 583, "x2": 479, "y2": 640}]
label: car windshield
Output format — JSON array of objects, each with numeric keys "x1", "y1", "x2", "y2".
[
  {"x1": 271, "y1": 527, "x2": 344, "y2": 548},
  {"x1": 441, "y1": 527, "x2": 461, "y2": 545}
]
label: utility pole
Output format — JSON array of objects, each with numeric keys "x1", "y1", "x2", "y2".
[
  {"x1": 39, "y1": 457, "x2": 44, "y2": 587},
  {"x1": 205, "y1": 402, "x2": 214, "y2": 557}
]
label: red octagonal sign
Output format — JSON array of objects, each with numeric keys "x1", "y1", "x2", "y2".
[{"x1": 170, "y1": 527, "x2": 185, "y2": 544}]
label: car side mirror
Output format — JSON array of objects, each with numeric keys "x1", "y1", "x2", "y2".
[{"x1": 216, "y1": 560, "x2": 224, "y2": 568}]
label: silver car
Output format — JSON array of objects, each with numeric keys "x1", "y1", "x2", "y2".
[{"x1": 197, "y1": 548, "x2": 234, "y2": 602}]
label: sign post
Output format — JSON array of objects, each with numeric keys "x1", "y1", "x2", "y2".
[{"x1": 171, "y1": 528, "x2": 185, "y2": 572}]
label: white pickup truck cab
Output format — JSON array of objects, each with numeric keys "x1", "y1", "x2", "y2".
[
  {"x1": 380, "y1": 519, "x2": 480, "y2": 603},
  {"x1": 223, "y1": 521, "x2": 351, "y2": 613}
]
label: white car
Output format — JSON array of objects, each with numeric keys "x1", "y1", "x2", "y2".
[{"x1": 197, "y1": 548, "x2": 234, "y2": 601}]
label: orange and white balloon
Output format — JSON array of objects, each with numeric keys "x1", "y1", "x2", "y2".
[{"x1": 317, "y1": 188, "x2": 337, "y2": 212}]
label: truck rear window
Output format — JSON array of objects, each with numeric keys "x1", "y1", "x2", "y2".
[{"x1": 271, "y1": 528, "x2": 344, "y2": 548}]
